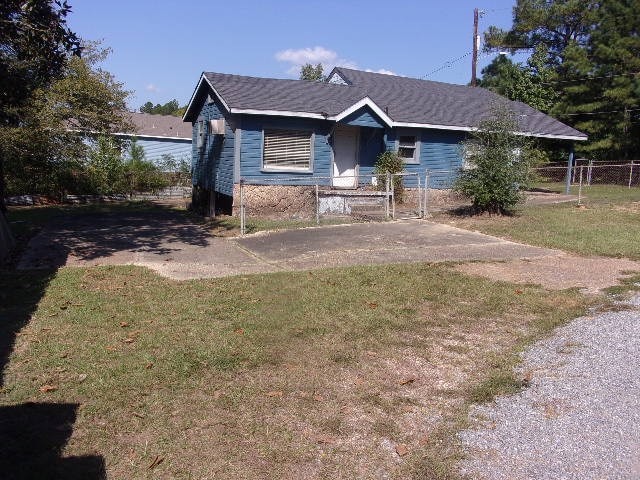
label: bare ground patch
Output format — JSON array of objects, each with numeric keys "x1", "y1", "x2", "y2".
[{"x1": 456, "y1": 255, "x2": 640, "y2": 294}]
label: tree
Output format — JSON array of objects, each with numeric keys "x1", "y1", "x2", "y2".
[
  {"x1": 479, "y1": 45, "x2": 558, "y2": 112},
  {"x1": 0, "y1": 0, "x2": 81, "y2": 258},
  {"x1": 454, "y1": 103, "x2": 535, "y2": 215},
  {"x1": 300, "y1": 63, "x2": 325, "y2": 81},
  {"x1": 2, "y1": 41, "x2": 131, "y2": 197},
  {"x1": 484, "y1": 0, "x2": 640, "y2": 160},
  {"x1": 139, "y1": 99, "x2": 186, "y2": 117}
]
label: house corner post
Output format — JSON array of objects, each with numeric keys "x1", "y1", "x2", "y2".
[{"x1": 565, "y1": 144, "x2": 575, "y2": 195}]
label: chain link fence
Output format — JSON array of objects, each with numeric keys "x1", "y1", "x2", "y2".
[
  {"x1": 237, "y1": 172, "x2": 426, "y2": 235},
  {"x1": 533, "y1": 161, "x2": 639, "y2": 206}
]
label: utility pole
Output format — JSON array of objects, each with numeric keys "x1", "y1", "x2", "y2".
[{"x1": 471, "y1": 7, "x2": 480, "y2": 86}]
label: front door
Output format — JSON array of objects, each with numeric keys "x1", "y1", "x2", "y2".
[{"x1": 332, "y1": 126, "x2": 358, "y2": 187}]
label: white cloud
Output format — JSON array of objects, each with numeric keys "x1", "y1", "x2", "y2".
[
  {"x1": 275, "y1": 46, "x2": 360, "y2": 76},
  {"x1": 365, "y1": 68, "x2": 397, "y2": 75},
  {"x1": 145, "y1": 83, "x2": 160, "y2": 93}
]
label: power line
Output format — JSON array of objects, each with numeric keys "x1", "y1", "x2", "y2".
[
  {"x1": 424, "y1": 51, "x2": 474, "y2": 78},
  {"x1": 541, "y1": 71, "x2": 640, "y2": 86},
  {"x1": 558, "y1": 108, "x2": 640, "y2": 116}
]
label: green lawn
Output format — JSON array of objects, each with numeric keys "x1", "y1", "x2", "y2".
[
  {"x1": 1, "y1": 263, "x2": 590, "y2": 479},
  {"x1": 440, "y1": 184, "x2": 640, "y2": 259}
]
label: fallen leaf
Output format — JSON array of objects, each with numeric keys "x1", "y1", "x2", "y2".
[
  {"x1": 148, "y1": 455, "x2": 164, "y2": 469},
  {"x1": 145, "y1": 362, "x2": 154, "y2": 369},
  {"x1": 78, "y1": 374, "x2": 88, "y2": 382},
  {"x1": 265, "y1": 390, "x2": 284, "y2": 397},
  {"x1": 60, "y1": 352, "x2": 68, "y2": 359},
  {"x1": 313, "y1": 394, "x2": 324, "y2": 402},
  {"x1": 47, "y1": 312, "x2": 59, "y2": 317},
  {"x1": 395, "y1": 443, "x2": 409, "y2": 457},
  {"x1": 365, "y1": 350, "x2": 377, "y2": 357},
  {"x1": 368, "y1": 302, "x2": 378, "y2": 309},
  {"x1": 123, "y1": 338, "x2": 135, "y2": 344},
  {"x1": 132, "y1": 411, "x2": 145, "y2": 418},
  {"x1": 40, "y1": 385, "x2": 57, "y2": 393},
  {"x1": 120, "y1": 322, "x2": 129, "y2": 328},
  {"x1": 105, "y1": 345, "x2": 117, "y2": 351},
  {"x1": 234, "y1": 328, "x2": 244, "y2": 335},
  {"x1": 316, "y1": 435, "x2": 335, "y2": 444},
  {"x1": 515, "y1": 289, "x2": 524, "y2": 295},
  {"x1": 400, "y1": 377, "x2": 416, "y2": 386},
  {"x1": 298, "y1": 391, "x2": 311, "y2": 399}
]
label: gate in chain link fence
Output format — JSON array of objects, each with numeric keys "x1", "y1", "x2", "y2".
[
  {"x1": 237, "y1": 172, "x2": 427, "y2": 235},
  {"x1": 533, "y1": 161, "x2": 640, "y2": 206}
]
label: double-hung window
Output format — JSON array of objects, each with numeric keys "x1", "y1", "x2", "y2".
[
  {"x1": 398, "y1": 133, "x2": 419, "y2": 164},
  {"x1": 263, "y1": 129, "x2": 313, "y2": 171}
]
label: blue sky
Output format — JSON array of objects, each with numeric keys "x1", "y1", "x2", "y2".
[{"x1": 68, "y1": 0, "x2": 528, "y2": 110}]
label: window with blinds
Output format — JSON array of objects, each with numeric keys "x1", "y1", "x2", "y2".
[
  {"x1": 263, "y1": 129, "x2": 312, "y2": 170},
  {"x1": 398, "y1": 135, "x2": 418, "y2": 163}
]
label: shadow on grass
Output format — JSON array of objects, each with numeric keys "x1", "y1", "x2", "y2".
[
  {"x1": 2, "y1": 204, "x2": 210, "y2": 478},
  {"x1": 0, "y1": 269, "x2": 106, "y2": 479},
  {"x1": 445, "y1": 205, "x2": 518, "y2": 218}
]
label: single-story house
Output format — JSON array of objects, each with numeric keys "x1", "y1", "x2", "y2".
[
  {"x1": 119, "y1": 112, "x2": 192, "y2": 167},
  {"x1": 183, "y1": 67, "x2": 586, "y2": 215}
]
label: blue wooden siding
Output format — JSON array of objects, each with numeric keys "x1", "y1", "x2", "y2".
[
  {"x1": 125, "y1": 138, "x2": 191, "y2": 166},
  {"x1": 191, "y1": 97, "x2": 236, "y2": 196},
  {"x1": 366, "y1": 128, "x2": 466, "y2": 188},
  {"x1": 341, "y1": 106, "x2": 386, "y2": 129},
  {"x1": 240, "y1": 115, "x2": 333, "y2": 186}
]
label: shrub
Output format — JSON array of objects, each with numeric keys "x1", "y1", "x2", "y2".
[
  {"x1": 374, "y1": 150, "x2": 404, "y2": 201},
  {"x1": 454, "y1": 103, "x2": 534, "y2": 214}
]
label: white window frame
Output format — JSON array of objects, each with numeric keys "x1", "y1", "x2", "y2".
[
  {"x1": 396, "y1": 130, "x2": 420, "y2": 164},
  {"x1": 262, "y1": 128, "x2": 314, "y2": 172}
]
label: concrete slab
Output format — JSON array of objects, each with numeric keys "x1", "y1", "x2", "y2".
[{"x1": 18, "y1": 209, "x2": 560, "y2": 280}]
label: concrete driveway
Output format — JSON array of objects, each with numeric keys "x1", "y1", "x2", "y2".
[{"x1": 17, "y1": 208, "x2": 559, "y2": 280}]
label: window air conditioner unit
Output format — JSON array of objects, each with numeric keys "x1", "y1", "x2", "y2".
[{"x1": 209, "y1": 119, "x2": 225, "y2": 135}]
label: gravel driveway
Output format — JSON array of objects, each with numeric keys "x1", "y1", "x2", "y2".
[{"x1": 459, "y1": 296, "x2": 640, "y2": 480}]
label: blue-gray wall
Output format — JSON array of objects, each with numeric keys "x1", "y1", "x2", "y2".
[
  {"x1": 240, "y1": 115, "x2": 334, "y2": 186},
  {"x1": 191, "y1": 97, "x2": 236, "y2": 196},
  {"x1": 191, "y1": 99, "x2": 467, "y2": 193},
  {"x1": 125, "y1": 138, "x2": 191, "y2": 166}
]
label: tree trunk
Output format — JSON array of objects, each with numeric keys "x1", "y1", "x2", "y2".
[{"x1": 0, "y1": 156, "x2": 14, "y2": 261}]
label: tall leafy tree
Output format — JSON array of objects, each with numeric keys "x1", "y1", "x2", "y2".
[
  {"x1": 484, "y1": 0, "x2": 640, "y2": 160},
  {"x1": 139, "y1": 99, "x2": 186, "y2": 117},
  {"x1": 300, "y1": 63, "x2": 325, "y2": 81},
  {"x1": 2, "y1": 41, "x2": 131, "y2": 197},
  {"x1": 479, "y1": 45, "x2": 558, "y2": 112},
  {"x1": 0, "y1": 0, "x2": 81, "y2": 213}
]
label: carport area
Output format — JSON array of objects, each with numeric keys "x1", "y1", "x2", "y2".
[{"x1": 17, "y1": 207, "x2": 559, "y2": 280}]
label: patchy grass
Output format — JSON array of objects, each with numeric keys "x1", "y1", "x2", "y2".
[
  {"x1": 0, "y1": 263, "x2": 590, "y2": 479},
  {"x1": 603, "y1": 271, "x2": 640, "y2": 298},
  {"x1": 206, "y1": 214, "x2": 359, "y2": 236},
  {"x1": 438, "y1": 185, "x2": 640, "y2": 260}
]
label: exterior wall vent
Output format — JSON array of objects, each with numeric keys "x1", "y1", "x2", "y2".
[{"x1": 209, "y1": 118, "x2": 225, "y2": 135}]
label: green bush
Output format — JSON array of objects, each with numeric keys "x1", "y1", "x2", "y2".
[
  {"x1": 374, "y1": 150, "x2": 404, "y2": 201},
  {"x1": 454, "y1": 103, "x2": 534, "y2": 215}
]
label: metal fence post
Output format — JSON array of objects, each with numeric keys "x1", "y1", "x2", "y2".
[
  {"x1": 315, "y1": 183, "x2": 320, "y2": 225},
  {"x1": 391, "y1": 174, "x2": 396, "y2": 219},
  {"x1": 417, "y1": 174, "x2": 422, "y2": 218},
  {"x1": 239, "y1": 179, "x2": 245, "y2": 236},
  {"x1": 629, "y1": 161, "x2": 634, "y2": 189},
  {"x1": 385, "y1": 172, "x2": 390, "y2": 219},
  {"x1": 423, "y1": 170, "x2": 430, "y2": 218},
  {"x1": 577, "y1": 165, "x2": 584, "y2": 206}
]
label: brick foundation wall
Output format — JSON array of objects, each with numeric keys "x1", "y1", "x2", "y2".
[{"x1": 232, "y1": 184, "x2": 316, "y2": 219}]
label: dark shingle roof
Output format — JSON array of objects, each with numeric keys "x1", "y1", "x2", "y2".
[
  {"x1": 185, "y1": 69, "x2": 585, "y2": 140},
  {"x1": 333, "y1": 67, "x2": 585, "y2": 139},
  {"x1": 203, "y1": 72, "x2": 364, "y2": 115},
  {"x1": 126, "y1": 112, "x2": 191, "y2": 139}
]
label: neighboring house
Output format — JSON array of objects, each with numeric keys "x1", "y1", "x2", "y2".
[
  {"x1": 183, "y1": 67, "x2": 586, "y2": 215},
  {"x1": 119, "y1": 112, "x2": 192, "y2": 167}
]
